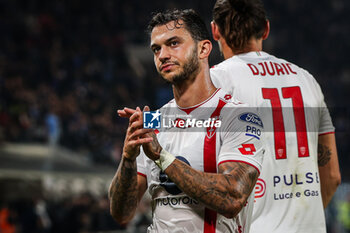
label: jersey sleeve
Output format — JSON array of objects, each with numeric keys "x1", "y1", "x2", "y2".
[
  {"x1": 319, "y1": 100, "x2": 335, "y2": 135},
  {"x1": 218, "y1": 106, "x2": 265, "y2": 173},
  {"x1": 311, "y1": 76, "x2": 335, "y2": 134}
]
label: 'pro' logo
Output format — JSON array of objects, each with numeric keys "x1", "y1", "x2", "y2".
[{"x1": 143, "y1": 110, "x2": 161, "y2": 129}]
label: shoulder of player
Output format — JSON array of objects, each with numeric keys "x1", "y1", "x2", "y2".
[
  {"x1": 159, "y1": 98, "x2": 176, "y2": 109},
  {"x1": 221, "y1": 100, "x2": 251, "y2": 118},
  {"x1": 210, "y1": 61, "x2": 248, "y2": 89},
  {"x1": 215, "y1": 89, "x2": 247, "y2": 106},
  {"x1": 216, "y1": 91, "x2": 258, "y2": 117},
  {"x1": 274, "y1": 56, "x2": 314, "y2": 77},
  {"x1": 218, "y1": 95, "x2": 251, "y2": 119},
  {"x1": 211, "y1": 56, "x2": 247, "y2": 73},
  {"x1": 287, "y1": 60, "x2": 322, "y2": 88},
  {"x1": 220, "y1": 103, "x2": 263, "y2": 133}
]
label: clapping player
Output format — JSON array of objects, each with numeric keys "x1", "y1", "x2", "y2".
[{"x1": 109, "y1": 9, "x2": 264, "y2": 232}]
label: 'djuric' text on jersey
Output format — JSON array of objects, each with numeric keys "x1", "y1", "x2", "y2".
[{"x1": 247, "y1": 62, "x2": 297, "y2": 77}]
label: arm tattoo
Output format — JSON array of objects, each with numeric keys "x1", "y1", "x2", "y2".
[
  {"x1": 318, "y1": 143, "x2": 331, "y2": 166},
  {"x1": 109, "y1": 158, "x2": 138, "y2": 220},
  {"x1": 165, "y1": 160, "x2": 259, "y2": 216}
]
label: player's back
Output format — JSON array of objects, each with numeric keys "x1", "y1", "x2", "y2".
[{"x1": 210, "y1": 51, "x2": 334, "y2": 233}]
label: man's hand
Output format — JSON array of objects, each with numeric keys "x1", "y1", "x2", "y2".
[
  {"x1": 123, "y1": 107, "x2": 153, "y2": 160},
  {"x1": 136, "y1": 106, "x2": 163, "y2": 161},
  {"x1": 117, "y1": 107, "x2": 137, "y2": 118},
  {"x1": 119, "y1": 105, "x2": 163, "y2": 161},
  {"x1": 142, "y1": 131, "x2": 163, "y2": 161}
]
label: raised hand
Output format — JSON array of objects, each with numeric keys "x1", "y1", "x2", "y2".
[
  {"x1": 142, "y1": 130, "x2": 163, "y2": 161},
  {"x1": 122, "y1": 107, "x2": 153, "y2": 161},
  {"x1": 117, "y1": 107, "x2": 137, "y2": 118},
  {"x1": 131, "y1": 105, "x2": 162, "y2": 161}
]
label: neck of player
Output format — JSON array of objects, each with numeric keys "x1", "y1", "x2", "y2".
[
  {"x1": 220, "y1": 38, "x2": 263, "y2": 60},
  {"x1": 172, "y1": 65, "x2": 216, "y2": 108}
]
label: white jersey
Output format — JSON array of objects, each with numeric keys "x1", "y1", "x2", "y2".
[
  {"x1": 137, "y1": 89, "x2": 264, "y2": 233},
  {"x1": 210, "y1": 51, "x2": 335, "y2": 233}
]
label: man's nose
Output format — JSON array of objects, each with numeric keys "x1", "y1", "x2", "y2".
[{"x1": 159, "y1": 47, "x2": 171, "y2": 62}]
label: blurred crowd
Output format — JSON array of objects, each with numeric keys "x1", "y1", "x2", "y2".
[
  {"x1": 0, "y1": 193, "x2": 151, "y2": 233},
  {"x1": 0, "y1": 0, "x2": 146, "y2": 165}
]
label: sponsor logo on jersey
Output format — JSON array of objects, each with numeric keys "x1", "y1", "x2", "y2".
[
  {"x1": 239, "y1": 112, "x2": 263, "y2": 128},
  {"x1": 272, "y1": 172, "x2": 321, "y2": 201},
  {"x1": 273, "y1": 172, "x2": 320, "y2": 187},
  {"x1": 245, "y1": 125, "x2": 261, "y2": 140},
  {"x1": 224, "y1": 94, "x2": 232, "y2": 100},
  {"x1": 238, "y1": 144, "x2": 256, "y2": 155},
  {"x1": 143, "y1": 110, "x2": 161, "y2": 129},
  {"x1": 254, "y1": 178, "x2": 266, "y2": 199},
  {"x1": 155, "y1": 196, "x2": 199, "y2": 207}
]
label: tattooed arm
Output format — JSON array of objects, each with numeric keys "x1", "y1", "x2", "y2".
[
  {"x1": 109, "y1": 108, "x2": 151, "y2": 225},
  {"x1": 109, "y1": 159, "x2": 147, "y2": 225},
  {"x1": 166, "y1": 159, "x2": 259, "y2": 218},
  {"x1": 142, "y1": 134, "x2": 259, "y2": 218},
  {"x1": 318, "y1": 133, "x2": 341, "y2": 208}
]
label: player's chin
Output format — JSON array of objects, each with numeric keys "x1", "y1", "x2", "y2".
[{"x1": 160, "y1": 72, "x2": 177, "y2": 82}]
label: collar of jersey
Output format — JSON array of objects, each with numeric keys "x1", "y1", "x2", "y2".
[
  {"x1": 236, "y1": 51, "x2": 270, "y2": 58},
  {"x1": 176, "y1": 88, "x2": 221, "y2": 114}
]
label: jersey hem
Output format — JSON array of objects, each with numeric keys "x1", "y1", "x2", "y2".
[
  {"x1": 319, "y1": 131, "x2": 335, "y2": 136},
  {"x1": 137, "y1": 172, "x2": 147, "y2": 178},
  {"x1": 218, "y1": 160, "x2": 260, "y2": 174}
]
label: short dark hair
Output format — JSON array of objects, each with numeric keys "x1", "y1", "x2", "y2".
[
  {"x1": 148, "y1": 9, "x2": 210, "y2": 42},
  {"x1": 213, "y1": 0, "x2": 267, "y2": 52}
]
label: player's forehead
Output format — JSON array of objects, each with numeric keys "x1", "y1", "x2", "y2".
[{"x1": 150, "y1": 20, "x2": 192, "y2": 45}]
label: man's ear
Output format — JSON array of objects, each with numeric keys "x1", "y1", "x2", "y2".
[
  {"x1": 211, "y1": 21, "x2": 221, "y2": 41},
  {"x1": 262, "y1": 20, "x2": 270, "y2": 40},
  {"x1": 198, "y1": 40, "x2": 212, "y2": 59}
]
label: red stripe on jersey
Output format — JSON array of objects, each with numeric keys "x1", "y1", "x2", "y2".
[
  {"x1": 218, "y1": 160, "x2": 260, "y2": 174},
  {"x1": 203, "y1": 99, "x2": 227, "y2": 233},
  {"x1": 204, "y1": 208, "x2": 217, "y2": 233},
  {"x1": 319, "y1": 131, "x2": 335, "y2": 136}
]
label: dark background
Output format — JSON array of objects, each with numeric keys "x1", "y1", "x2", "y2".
[{"x1": 0, "y1": 0, "x2": 349, "y2": 232}]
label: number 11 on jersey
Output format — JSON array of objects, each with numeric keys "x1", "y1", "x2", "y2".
[{"x1": 262, "y1": 86, "x2": 310, "y2": 160}]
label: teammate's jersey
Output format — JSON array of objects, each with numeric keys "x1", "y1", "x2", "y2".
[
  {"x1": 137, "y1": 89, "x2": 264, "y2": 233},
  {"x1": 210, "y1": 51, "x2": 334, "y2": 233}
]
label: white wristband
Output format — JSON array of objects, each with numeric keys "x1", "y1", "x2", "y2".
[{"x1": 154, "y1": 149, "x2": 176, "y2": 171}]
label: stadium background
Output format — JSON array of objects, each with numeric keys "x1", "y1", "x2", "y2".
[{"x1": 0, "y1": 0, "x2": 349, "y2": 232}]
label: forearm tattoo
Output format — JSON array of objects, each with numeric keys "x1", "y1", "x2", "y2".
[
  {"x1": 110, "y1": 158, "x2": 138, "y2": 217},
  {"x1": 318, "y1": 143, "x2": 331, "y2": 166},
  {"x1": 166, "y1": 160, "x2": 259, "y2": 216}
]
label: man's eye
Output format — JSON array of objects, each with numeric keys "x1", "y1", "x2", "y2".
[
  {"x1": 153, "y1": 48, "x2": 160, "y2": 54},
  {"x1": 170, "y1": 41, "x2": 178, "y2": 46}
]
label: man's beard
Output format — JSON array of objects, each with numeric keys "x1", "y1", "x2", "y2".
[{"x1": 162, "y1": 46, "x2": 200, "y2": 84}]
